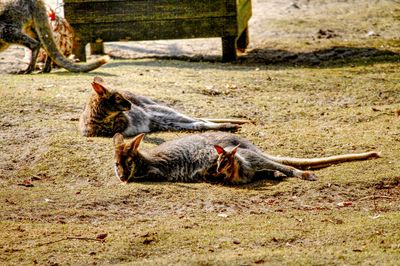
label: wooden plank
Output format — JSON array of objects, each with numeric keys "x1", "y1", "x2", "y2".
[
  {"x1": 237, "y1": 0, "x2": 252, "y2": 35},
  {"x1": 65, "y1": 0, "x2": 131, "y2": 2},
  {"x1": 73, "y1": 17, "x2": 238, "y2": 44},
  {"x1": 236, "y1": 27, "x2": 249, "y2": 51},
  {"x1": 64, "y1": 0, "x2": 236, "y2": 24},
  {"x1": 225, "y1": 0, "x2": 237, "y2": 13}
]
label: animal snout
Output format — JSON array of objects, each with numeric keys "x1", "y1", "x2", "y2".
[{"x1": 114, "y1": 165, "x2": 127, "y2": 182}]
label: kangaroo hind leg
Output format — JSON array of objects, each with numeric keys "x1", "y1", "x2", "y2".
[
  {"x1": 149, "y1": 105, "x2": 240, "y2": 132},
  {"x1": 190, "y1": 120, "x2": 241, "y2": 132},
  {"x1": 261, "y1": 159, "x2": 318, "y2": 181},
  {"x1": 239, "y1": 149, "x2": 317, "y2": 181},
  {"x1": 6, "y1": 28, "x2": 41, "y2": 74}
]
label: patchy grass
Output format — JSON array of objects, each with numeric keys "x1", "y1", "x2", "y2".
[{"x1": 0, "y1": 0, "x2": 399, "y2": 265}]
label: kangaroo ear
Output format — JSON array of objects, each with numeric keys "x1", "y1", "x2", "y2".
[
  {"x1": 214, "y1": 145, "x2": 225, "y2": 155},
  {"x1": 92, "y1": 77, "x2": 108, "y2": 96},
  {"x1": 93, "y1": 76, "x2": 105, "y2": 84},
  {"x1": 231, "y1": 144, "x2": 240, "y2": 156},
  {"x1": 127, "y1": 133, "x2": 145, "y2": 152},
  {"x1": 113, "y1": 133, "x2": 125, "y2": 148}
]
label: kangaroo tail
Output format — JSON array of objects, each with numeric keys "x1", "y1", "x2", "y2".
[
  {"x1": 32, "y1": 0, "x2": 109, "y2": 72},
  {"x1": 264, "y1": 151, "x2": 382, "y2": 170},
  {"x1": 198, "y1": 118, "x2": 251, "y2": 125}
]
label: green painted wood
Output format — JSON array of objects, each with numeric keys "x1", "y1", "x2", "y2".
[
  {"x1": 237, "y1": 0, "x2": 252, "y2": 35},
  {"x1": 236, "y1": 27, "x2": 249, "y2": 51},
  {"x1": 64, "y1": 0, "x2": 252, "y2": 62},
  {"x1": 65, "y1": 0, "x2": 236, "y2": 3},
  {"x1": 73, "y1": 18, "x2": 238, "y2": 43},
  {"x1": 64, "y1": 0, "x2": 236, "y2": 23}
]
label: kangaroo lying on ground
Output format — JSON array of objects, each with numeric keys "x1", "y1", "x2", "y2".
[
  {"x1": 214, "y1": 144, "x2": 381, "y2": 184},
  {"x1": 113, "y1": 132, "x2": 381, "y2": 184},
  {"x1": 80, "y1": 77, "x2": 246, "y2": 137},
  {"x1": 0, "y1": 0, "x2": 108, "y2": 73}
]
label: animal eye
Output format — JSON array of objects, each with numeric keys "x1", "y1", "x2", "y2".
[{"x1": 115, "y1": 95, "x2": 123, "y2": 102}]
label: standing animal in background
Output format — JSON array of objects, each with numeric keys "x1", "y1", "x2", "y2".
[
  {"x1": 79, "y1": 77, "x2": 245, "y2": 137},
  {"x1": 214, "y1": 144, "x2": 381, "y2": 184},
  {"x1": 0, "y1": 0, "x2": 108, "y2": 73},
  {"x1": 36, "y1": 7, "x2": 75, "y2": 72},
  {"x1": 113, "y1": 132, "x2": 381, "y2": 184}
]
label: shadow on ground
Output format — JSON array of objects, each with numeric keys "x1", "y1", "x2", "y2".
[
  {"x1": 108, "y1": 46, "x2": 400, "y2": 69},
  {"x1": 239, "y1": 46, "x2": 400, "y2": 67}
]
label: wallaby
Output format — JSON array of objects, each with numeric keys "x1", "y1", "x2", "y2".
[
  {"x1": 113, "y1": 133, "x2": 223, "y2": 183},
  {"x1": 214, "y1": 144, "x2": 381, "y2": 184},
  {"x1": 113, "y1": 132, "x2": 381, "y2": 184},
  {"x1": 0, "y1": 0, "x2": 109, "y2": 73},
  {"x1": 79, "y1": 77, "x2": 243, "y2": 137}
]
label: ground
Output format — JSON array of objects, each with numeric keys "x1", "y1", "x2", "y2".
[{"x1": 0, "y1": 0, "x2": 399, "y2": 265}]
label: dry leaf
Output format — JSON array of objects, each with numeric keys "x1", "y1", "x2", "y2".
[
  {"x1": 337, "y1": 201, "x2": 353, "y2": 207},
  {"x1": 18, "y1": 180, "x2": 33, "y2": 187},
  {"x1": 96, "y1": 233, "x2": 108, "y2": 240}
]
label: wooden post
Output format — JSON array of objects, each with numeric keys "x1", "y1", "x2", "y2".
[
  {"x1": 90, "y1": 40, "x2": 105, "y2": 55},
  {"x1": 222, "y1": 36, "x2": 238, "y2": 62},
  {"x1": 72, "y1": 36, "x2": 87, "y2": 62},
  {"x1": 237, "y1": 27, "x2": 249, "y2": 53}
]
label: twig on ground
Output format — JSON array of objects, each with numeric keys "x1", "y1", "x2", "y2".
[
  {"x1": 358, "y1": 195, "x2": 393, "y2": 201},
  {"x1": 35, "y1": 236, "x2": 105, "y2": 247}
]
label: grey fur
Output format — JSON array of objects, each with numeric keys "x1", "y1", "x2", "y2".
[
  {"x1": 114, "y1": 132, "x2": 250, "y2": 183},
  {"x1": 114, "y1": 132, "x2": 381, "y2": 184},
  {"x1": 79, "y1": 77, "x2": 240, "y2": 137}
]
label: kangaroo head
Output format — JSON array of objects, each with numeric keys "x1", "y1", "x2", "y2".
[
  {"x1": 113, "y1": 133, "x2": 145, "y2": 182},
  {"x1": 214, "y1": 144, "x2": 240, "y2": 176},
  {"x1": 92, "y1": 77, "x2": 131, "y2": 112}
]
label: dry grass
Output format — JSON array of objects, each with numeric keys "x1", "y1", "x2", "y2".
[{"x1": 0, "y1": 0, "x2": 399, "y2": 265}]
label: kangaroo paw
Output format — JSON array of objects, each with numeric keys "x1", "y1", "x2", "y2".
[
  {"x1": 300, "y1": 171, "x2": 318, "y2": 181},
  {"x1": 16, "y1": 66, "x2": 34, "y2": 74},
  {"x1": 219, "y1": 123, "x2": 241, "y2": 132}
]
